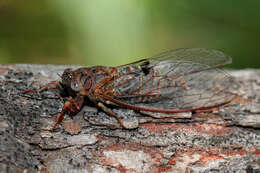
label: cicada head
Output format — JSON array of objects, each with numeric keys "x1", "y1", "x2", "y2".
[
  {"x1": 61, "y1": 68, "x2": 93, "y2": 96},
  {"x1": 61, "y1": 68, "x2": 73, "y2": 88}
]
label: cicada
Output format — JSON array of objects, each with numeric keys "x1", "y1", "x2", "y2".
[{"x1": 26, "y1": 48, "x2": 235, "y2": 130}]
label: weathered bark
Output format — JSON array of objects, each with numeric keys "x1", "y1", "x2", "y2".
[{"x1": 0, "y1": 64, "x2": 260, "y2": 173}]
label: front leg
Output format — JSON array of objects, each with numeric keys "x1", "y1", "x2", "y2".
[
  {"x1": 25, "y1": 80, "x2": 64, "y2": 100},
  {"x1": 51, "y1": 95, "x2": 84, "y2": 131},
  {"x1": 25, "y1": 81, "x2": 61, "y2": 93}
]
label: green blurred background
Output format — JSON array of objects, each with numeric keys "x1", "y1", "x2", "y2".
[{"x1": 0, "y1": 0, "x2": 259, "y2": 68}]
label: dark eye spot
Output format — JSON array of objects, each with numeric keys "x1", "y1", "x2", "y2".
[{"x1": 140, "y1": 61, "x2": 151, "y2": 75}]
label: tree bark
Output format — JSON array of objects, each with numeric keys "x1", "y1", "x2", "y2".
[{"x1": 0, "y1": 64, "x2": 259, "y2": 173}]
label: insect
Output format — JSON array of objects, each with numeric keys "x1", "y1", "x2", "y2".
[{"x1": 25, "y1": 48, "x2": 235, "y2": 130}]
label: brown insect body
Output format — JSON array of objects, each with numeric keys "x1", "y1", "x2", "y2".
[{"x1": 26, "y1": 48, "x2": 235, "y2": 130}]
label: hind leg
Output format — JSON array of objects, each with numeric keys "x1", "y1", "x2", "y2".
[{"x1": 97, "y1": 102, "x2": 127, "y2": 129}]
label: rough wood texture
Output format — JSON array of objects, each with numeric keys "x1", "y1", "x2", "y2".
[{"x1": 0, "y1": 64, "x2": 260, "y2": 173}]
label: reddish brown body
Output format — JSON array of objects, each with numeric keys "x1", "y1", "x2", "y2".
[{"x1": 25, "y1": 48, "x2": 235, "y2": 130}]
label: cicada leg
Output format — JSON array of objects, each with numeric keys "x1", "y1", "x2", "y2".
[
  {"x1": 24, "y1": 81, "x2": 63, "y2": 99},
  {"x1": 97, "y1": 102, "x2": 127, "y2": 129},
  {"x1": 25, "y1": 81, "x2": 60, "y2": 93},
  {"x1": 51, "y1": 95, "x2": 84, "y2": 131}
]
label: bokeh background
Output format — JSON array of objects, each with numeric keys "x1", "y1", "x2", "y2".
[{"x1": 0, "y1": 0, "x2": 259, "y2": 69}]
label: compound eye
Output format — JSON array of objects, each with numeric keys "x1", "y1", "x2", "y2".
[{"x1": 71, "y1": 80, "x2": 80, "y2": 91}]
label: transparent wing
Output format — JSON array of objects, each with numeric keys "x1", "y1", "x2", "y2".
[
  {"x1": 116, "y1": 48, "x2": 232, "y2": 69},
  {"x1": 102, "y1": 48, "x2": 235, "y2": 112}
]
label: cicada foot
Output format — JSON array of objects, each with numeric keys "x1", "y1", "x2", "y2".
[
  {"x1": 51, "y1": 96, "x2": 84, "y2": 131},
  {"x1": 97, "y1": 102, "x2": 127, "y2": 129}
]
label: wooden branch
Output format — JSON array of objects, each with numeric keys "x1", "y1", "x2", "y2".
[{"x1": 0, "y1": 64, "x2": 259, "y2": 173}]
